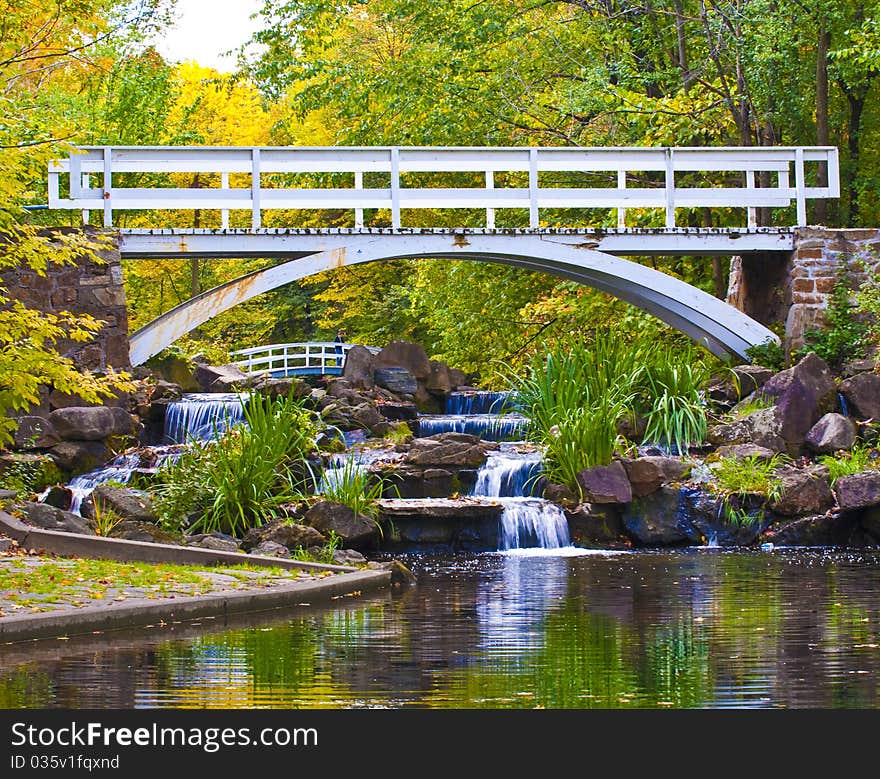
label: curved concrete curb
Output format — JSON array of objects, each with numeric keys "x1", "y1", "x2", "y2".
[
  {"x1": 0, "y1": 568, "x2": 390, "y2": 643},
  {"x1": 0, "y1": 510, "x2": 352, "y2": 573}
]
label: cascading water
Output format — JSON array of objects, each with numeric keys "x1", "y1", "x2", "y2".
[
  {"x1": 445, "y1": 391, "x2": 513, "y2": 415},
  {"x1": 66, "y1": 452, "x2": 142, "y2": 515},
  {"x1": 417, "y1": 413, "x2": 528, "y2": 442},
  {"x1": 470, "y1": 443, "x2": 572, "y2": 551},
  {"x1": 163, "y1": 393, "x2": 247, "y2": 443}
]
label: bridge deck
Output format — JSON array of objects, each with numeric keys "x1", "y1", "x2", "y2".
[{"x1": 118, "y1": 227, "x2": 794, "y2": 258}]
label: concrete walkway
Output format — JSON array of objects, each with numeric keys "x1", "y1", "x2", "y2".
[{"x1": 0, "y1": 534, "x2": 390, "y2": 642}]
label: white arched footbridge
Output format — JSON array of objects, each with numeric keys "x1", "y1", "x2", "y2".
[{"x1": 46, "y1": 145, "x2": 840, "y2": 363}]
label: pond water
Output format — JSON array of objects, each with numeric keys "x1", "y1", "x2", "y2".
[{"x1": 2, "y1": 548, "x2": 879, "y2": 709}]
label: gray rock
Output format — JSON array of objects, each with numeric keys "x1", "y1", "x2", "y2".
[
  {"x1": 375, "y1": 340, "x2": 431, "y2": 381},
  {"x1": 576, "y1": 461, "x2": 632, "y2": 504},
  {"x1": 150, "y1": 380, "x2": 183, "y2": 403},
  {"x1": 448, "y1": 368, "x2": 468, "y2": 390},
  {"x1": 805, "y1": 413, "x2": 857, "y2": 453},
  {"x1": 376, "y1": 401, "x2": 418, "y2": 422},
  {"x1": 48, "y1": 406, "x2": 118, "y2": 441},
  {"x1": 714, "y1": 444, "x2": 779, "y2": 461},
  {"x1": 193, "y1": 363, "x2": 250, "y2": 392},
  {"x1": 241, "y1": 519, "x2": 325, "y2": 552},
  {"x1": 621, "y1": 456, "x2": 690, "y2": 497},
  {"x1": 42, "y1": 485, "x2": 73, "y2": 511},
  {"x1": 543, "y1": 482, "x2": 579, "y2": 507},
  {"x1": 49, "y1": 441, "x2": 110, "y2": 473},
  {"x1": 342, "y1": 345, "x2": 377, "y2": 390},
  {"x1": 81, "y1": 486, "x2": 156, "y2": 523},
  {"x1": 350, "y1": 402, "x2": 383, "y2": 431},
  {"x1": 769, "y1": 465, "x2": 835, "y2": 516},
  {"x1": 109, "y1": 521, "x2": 178, "y2": 544},
  {"x1": 404, "y1": 433, "x2": 488, "y2": 469},
  {"x1": 834, "y1": 471, "x2": 880, "y2": 511},
  {"x1": 759, "y1": 352, "x2": 837, "y2": 451},
  {"x1": 331, "y1": 548, "x2": 367, "y2": 565},
  {"x1": 251, "y1": 540, "x2": 291, "y2": 558},
  {"x1": 621, "y1": 487, "x2": 702, "y2": 546},
  {"x1": 762, "y1": 513, "x2": 857, "y2": 547},
  {"x1": 252, "y1": 376, "x2": 310, "y2": 401},
  {"x1": 0, "y1": 537, "x2": 13, "y2": 552},
  {"x1": 374, "y1": 366, "x2": 418, "y2": 395},
  {"x1": 186, "y1": 534, "x2": 242, "y2": 552},
  {"x1": 304, "y1": 500, "x2": 379, "y2": 549},
  {"x1": 12, "y1": 416, "x2": 59, "y2": 450},
  {"x1": 839, "y1": 372, "x2": 880, "y2": 420},
  {"x1": 15, "y1": 501, "x2": 94, "y2": 535},
  {"x1": 0, "y1": 489, "x2": 19, "y2": 504},
  {"x1": 708, "y1": 406, "x2": 787, "y2": 452},
  {"x1": 565, "y1": 504, "x2": 626, "y2": 547},
  {"x1": 732, "y1": 365, "x2": 774, "y2": 398},
  {"x1": 425, "y1": 360, "x2": 453, "y2": 396}
]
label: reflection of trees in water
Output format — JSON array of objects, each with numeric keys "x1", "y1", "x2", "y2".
[{"x1": 2, "y1": 552, "x2": 880, "y2": 708}]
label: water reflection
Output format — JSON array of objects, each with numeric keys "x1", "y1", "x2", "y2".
[{"x1": 2, "y1": 550, "x2": 879, "y2": 708}]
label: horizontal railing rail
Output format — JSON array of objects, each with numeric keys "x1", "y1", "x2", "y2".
[
  {"x1": 48, "y1": 145, "x2": 839, "y2": 229},
  {"x1": 229, "y1": 342, "x2": 380, "y2": 376}
]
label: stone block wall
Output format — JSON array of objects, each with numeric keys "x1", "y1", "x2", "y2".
[
  {"x1": 785, "y1": 228, "x2": 879, "y2": 352},
  {"x1": 727, "y1": 227, "x2": 879, "y2": 356},
  {"x1": 1, "y1": 229, "x2": 129, "y2": 373}
]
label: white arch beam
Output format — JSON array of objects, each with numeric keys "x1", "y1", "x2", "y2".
[{"x1": 128, "y1": 235, "x2": 778, "y2": 365}]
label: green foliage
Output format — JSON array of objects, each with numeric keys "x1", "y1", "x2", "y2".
[
  {"x1": 712, "y1": 454, "x2": 789, "y2": 525},
  {"x1": 641, "y1": 349, "x2": 711, "y2": 455},
  {"x1": 383, "y1": 422, "x2": 414, "y2": 446},
  {"x1": 798, "y1": 261, "x2": 867, "y2": 368},
  {"x1": 90, "y1": 498, "x2": 125, "y2": 537},
  {"x1": 745, "y1": 336, "x2": 786, "y2": 372},
  {"x1": 855, "y1": 254, "x2": 880, "y2": 351},
  {"x1": 318, "y1": 456, "x2": 394, "y2": 530},
  {"x1": 290, "y1": 529, "x2": 343, "y2": 565},
  {"x1": 818, "y1": 444, "x2": 880, "y2": 484},
  {"x1": 731, "y1": 395, "x2": 776, "y2": 419},
  {"x1": 153, "y1": 391, "x2": 321, "y2": 536}
]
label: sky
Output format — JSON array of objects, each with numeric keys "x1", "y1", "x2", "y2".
[{"x1": 153, "y1": 0, "x2": 265, "y2": 72}]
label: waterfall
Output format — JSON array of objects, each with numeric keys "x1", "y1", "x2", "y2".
[
  {"x1": 164, "y1": 393, "x2": 247, "y2": 443},
  {"x1": 66, "y1": 452, "x2": 143, "y2": 515},
  {"x1": 417, "y1": 413, "x2": 528, "y2": 442},
  {"x1": 838, "y1": 392, "x2": 850, "y2": 417},
  {"x1": 472, "y1": 447, "x2": 543, "y2": 497},
  {"x1": 445, "y1": 391, "x2": 513, "y2": 415},
  {"x1": 470, "y1": 444, "x2": 571, "y2": 550}
]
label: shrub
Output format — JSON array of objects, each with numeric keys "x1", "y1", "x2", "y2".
[
  {"x1": 712, "y1": 454, "x2": 788, "y2": 524},
  {"x1": 153, "y1": 390, "x2": 321, "y2": 536},
  {"x1": 818, "y1": 444, "x2": 880, "y2": 484}
]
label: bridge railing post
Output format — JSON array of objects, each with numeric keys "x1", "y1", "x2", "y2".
[
  {"x1": 617, "y1": 169, "x2": 626, "y2": 228},
  {"x1": 102, "y1": 146, "x2": 113, "y2": 228},
  {"x1": 528, "y1": 148, "x2": 539, "y2": 229},
  {"x1": 355, "y1": 170, "x2": 364, "y2": 228},
  {"x1": 794, "y1": 147, "x2": 807, "y2": 226},
  {"x1": 221, "y1": 172, "x2": 229, "y2": 230},
  {"x1": 485, "y1": 169, "x2": 495, "y2": 229},
  {"x1": 664, "y1": 148, "x2": 675, "y2": 229},
  {"x1": 746, "y1": 169, "x2": 757, "y2": 228},
  {"x1": 251, "y1": 147, "x2": 261, "y2": 230},
  {"x1": 391, "y1": 147, "x2": 401, "y2": 229}
]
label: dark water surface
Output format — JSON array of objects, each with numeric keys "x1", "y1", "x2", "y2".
[{"x1": 2, "y1": 548, "x2": 880, "y2": 709}]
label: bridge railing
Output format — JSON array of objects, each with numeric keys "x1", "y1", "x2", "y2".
[
  {"x1": 48, "y1": 145, "x2": 839, "y2": 230},
  {"x1": 229, "y1": 342, "x2": 380, "y2": 377}
]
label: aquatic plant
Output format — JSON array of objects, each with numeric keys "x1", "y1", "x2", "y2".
[
  {"x1": 318, "y1": 456, "x2": 397, "y2": 534},
  {"x1": 153, "y1": 390, "x2": 321, "y2": 536},
  {"x1": 819, "y1": 444, "x2": 880, "y2": 484},
  {"x1": 712, "y1": 454, "x2": 788, "y2": 525}
]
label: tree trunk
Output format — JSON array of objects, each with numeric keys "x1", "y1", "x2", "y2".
[
  {"x1": 815, "y1": 26, "x2": 830, "y2": 225},
  {"x1": 846, "y1": 91, "x2": 864, "y2": 227}
]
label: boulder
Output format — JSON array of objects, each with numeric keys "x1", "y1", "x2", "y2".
[
  {"x1": 834, "y1": 471, "x2": 880, "y2": 511},
  {"x1": 732, "y1": 365, "x2": 774, "y2": 398},
  {"x1": 15, "y1": 501, "x2": 94, "y2": 535},
  {"x1": 758, "y1": 352, "x2": 836, "y2": 450},
  {"x1": 81, "y1": 486, "x2": 157, "y2": 524},
  {"x1": 839, "y1": 372, "x2": 880, "y2": 420},
  {"x1": 145, "y1": 352, "x2": 200, "y2": 391},
  {"x1": 350, "y1": 402, "x2": 384, "y2": 431},
  {"x1": 48, "y1": 407, "x2": 119, "y2": 441},
  {"x1": 374, "y1": 366, "x2": 418, "y2": 395},
  {"x1": 252, "y1": 376, "x2": 310, "y2": 401},
  {"x1": 425, "y1": 360, "x2": 453, "y2": 396},
  {"x1": 49, "y1": 441, "x2": 109, "y2": 473},
  {"x1": 761, "y1": 513, "x2": 858, "y2": 547},
  {"x1": 448, "y1": 369, "x2": 468, "y2": 390},
  {"x1": 376, "y1": 401, "x2": 418, "y2": 422},
  {"x1": 404, "y1": 433, "x2": 488, "y2": 469},
  {"x1": 621, "y1": 456, "x2": 690, "y2": 497},
  {"x1": 565, "y1": 504, "x2": 627, "y2": 547},
  {"x1": 805, "y1": 413, "x2": 856, "y2": 454},
  {"x1": 576, "y1": 461, "x2": 632, "y2": 504},
  {"x1": 0, "y1": 452, "x2": 64, "y2": 491},
  {"x1": 707, "y1": 406, "x2": 787, "y2": 452},
  {"x1": 769, "y1": 465, "x2": 835, "y2": 516},
  {"x1": 250, "y1": 540, "x2": 291, "y2": 558},
  {"x1": 42, "y1": 485, "x2": 73, "y2": 511},
  {"x1": 621, "y1": 487, "x2": 702, "y2": 546},
  {"x1": 241, "y1": 519, "x2": 326, "y2": 552},
  {"x1": 304, "y1": 500, "x2": 379, "y2": 549},
  {"x1": 12, "y1": 416, "x2": 59, "y2": 450},
  {"x1": 342, "y1": 345, "x2": 377, "y2": 390},
  {"x1": 543, "y1": 482, "x2": 579, "y2": 507},
  {"x1": 331, "y1": 549, "x2": 367, "y2": 565},
  {"x1": 369, "y1": 559, "x2": 417, "y2": 584},
  {"x1": 108, "y1": 407, "x2": 137, "y2": 438},
  {"x1": 193, "y1": 362, "x2": 250, "y2": 392},
  {"x1": 109, "y1": 521, "x2": 178, "y2": 544},
  {"x1": 185, "y1": 533, "x2": 242, "y2": 552},
  {"x1": 375, "y1": 340, "x2": 431, "y2": 381},
  {"x1": 714, "y1": 443, "x2": 779, "y2": 461},
  {"x1": 150, "y1": 380, "x2": 183, "y2": 403}
]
